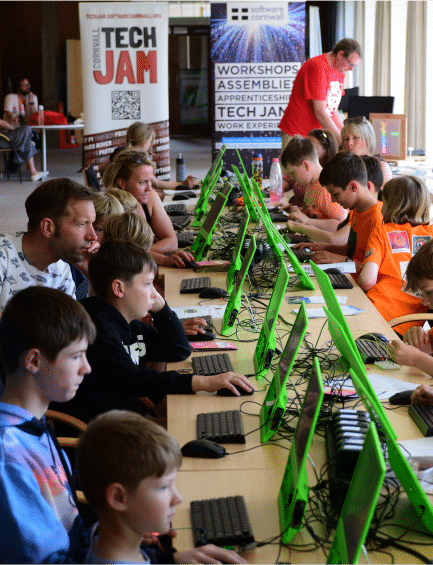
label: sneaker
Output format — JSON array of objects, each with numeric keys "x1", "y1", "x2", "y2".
[{"x1": 31, "y1": 171, "x2": 48, "y2": 182}]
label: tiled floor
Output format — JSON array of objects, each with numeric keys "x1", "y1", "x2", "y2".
[{"x1": 0, "y1": 137, "x2": 212, "y2": 233}]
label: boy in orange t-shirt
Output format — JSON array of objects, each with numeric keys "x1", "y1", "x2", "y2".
[{"x1": 278, "y1": 136, "x2": 347, "y2": 230}]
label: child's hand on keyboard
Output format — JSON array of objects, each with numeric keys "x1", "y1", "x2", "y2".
[
  {"x1": 410, "y1": 384, "x2": 433, "y2": 406},
  {"x1": 182, "y1": 317, "x2": 207, "y2": 335},
  {"x1": 174, "y1": 544, "x2": 249, "y2": 564},
  {"x1": 192, "y1": 372, "x2": 255, "y2": 395},
  {"x1": 311, "y1": 250, "x2": 347, "y2": 264}
]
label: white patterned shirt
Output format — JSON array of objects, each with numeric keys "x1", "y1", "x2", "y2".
[{"x1": 0, "y1": 232, "x2": 76, "y2": 311}]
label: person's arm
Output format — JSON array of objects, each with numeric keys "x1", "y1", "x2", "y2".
[
  {"x1": 288, "y1": 208, "x2": 341, "y2": 231},
  {"x1": 149, "y1": 249, "x2": 195, "y2": 268},
  {"x1": 0, "y1": 118, "x2": 15, "y2": 131},
  {"x1": 388, "y1": 339, "x2": 433, "y2": 377},
  {"x1": 357, "y1": 261, "x2": 379, "y2": 292},
  {"x1": 404, "y1": 326, "x2": 433, "y2": 354},
  {"x1": 312, "y1": 100, "x2": 342, "y2": 145},
  {"x1": 152, "y1": 175, "x2": 196, "y2": 190},
  {"x1": 288, "y1": 221, "x2": 350, "y2": 246},
  {"x1": 310, "y1": 249, "x2": 348, "y2": 264},
  {"x1": 411, "y1": 385, "x2": 433, "y2": 406},
  {"x1": 174, "y1": 545, "x2": 249, "y2": 564},
  {"x1": 147, "y1": 190, "x2": 178, "y2": 253}
]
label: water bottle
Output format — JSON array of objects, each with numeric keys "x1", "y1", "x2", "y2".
[
  {"x1": 251, "y1": 153, "x2": 263, "y2": 189},
  {"x1": 38, "y1": 105, "x2": 44, "y2": 126},
  {"x1": 269, "y1": 157, "x2": 283, "y2": 202},
  {"x1": 176, "y1": 153, "x2": 185, "y2": 182}
]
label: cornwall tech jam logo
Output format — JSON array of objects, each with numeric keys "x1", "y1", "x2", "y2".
[{"x1": 228, "y1": 2, "x2": 288, "y2": 26}]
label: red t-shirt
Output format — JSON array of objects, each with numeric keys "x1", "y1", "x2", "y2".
[
  {"x1": 362, "y1": 223, "x2": 433, "y2": 333},
  {"x1": 279, "y1": 53, "x2": 344, "y2": 137}
]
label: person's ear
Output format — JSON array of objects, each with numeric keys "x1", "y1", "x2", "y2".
[
  {"x1": 348, "y1": 180, "x2": 358, "y2": 193},
  {"x1": 24, "y1": 348, "x2": 42, "y2": 373},
  {"x1": 40, "y1": 218, "x2": 56, "y2": 239},
  {"x1": 106, "y1": 483, "x2": 128, "y2": 511},
  {"x1": 117, "y1": 177, "x2": 126, "y2": 190},
  {"x1": 302, "y1": 160, "x2": 311, "y2": 172},
  {"x1": 111, "y1": 278, "x2": 126, "y2": 298}
]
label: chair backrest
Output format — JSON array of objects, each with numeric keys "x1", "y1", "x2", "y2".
[{"x1": 347, "y1": 95, "x2": 394, "y2": 119}]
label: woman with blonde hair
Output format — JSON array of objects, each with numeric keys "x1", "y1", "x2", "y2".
[
  {"x1": 102, "y1": 149, "x2": 194, "y2": 268},
  {"x1": 358, "y1": 175, "x2": 433, "y2": 334},
  {"x1": 101, "y1": 121, "x2": 196, "y2": 190},
  {"x1": 341, "y1": 116, "x2": 392, "y2": 186}
]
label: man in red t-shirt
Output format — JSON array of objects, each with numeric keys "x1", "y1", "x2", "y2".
[{"x1": 279, "y1": 38, "x2": 361, "y2": 149}]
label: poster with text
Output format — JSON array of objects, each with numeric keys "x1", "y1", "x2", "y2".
[
  {"x1": 79, "y1": 2, "x2": 169, "y2": 182},
  {"x1": 211, "y1": 1, "x2": 305, "y2": 177}
]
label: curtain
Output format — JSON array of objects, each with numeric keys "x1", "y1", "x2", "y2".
[
  {"x1": 404, "y1": 1, "x2": 426, "y2": 151},
  {"x1": 373, "y1": 1, "x2": 391, "y2": 95}
]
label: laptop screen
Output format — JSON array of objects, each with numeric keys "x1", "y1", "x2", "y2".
[
  {"x1": 278, "y1": 308, "x2": 308, "y2": 389},
  {"x1": 201, "y1": 185, "x2": 230, "y2": 234}
]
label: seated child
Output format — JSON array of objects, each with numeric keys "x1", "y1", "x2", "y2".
[
  {"x1": 77, "y1": 410, "x2": 248, "y2": 564},
  {"x1": 52, "y1": 240, "x2": 254, "y2": 424},
  {"x1": 105, "y1": 187, "x2": 140, "y2": 213},
  {"x1": 388, "y1": 238, "x2": 433, "y2": 377},
  {"x1": 277, "y1": 136, "x2": 347, "y2": 230},
  {"x1": 358, "y1": 175, "x2": 433, "y2": 334},
  {"x1": 0, "y1": 286, "x2": 96, "y2": 563}
]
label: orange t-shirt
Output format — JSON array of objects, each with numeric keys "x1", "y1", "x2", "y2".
[
  {"x1": 362, "y1": 222, "x2": 433, "y2": 333},
  {"x1": 348, "y1": 202, "x2": 383, "y2": 282},
  {"x1": 302, "y1": 179, "x2": 347, "y2": 221}
]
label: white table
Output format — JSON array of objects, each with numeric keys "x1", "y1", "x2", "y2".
[{"x1": 32, "y1": 123, "x2": 84, "y2": 173}]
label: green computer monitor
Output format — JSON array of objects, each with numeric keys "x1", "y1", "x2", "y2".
[
  {"x1": 231, "y1": 164, "x2": 260, "y2": 223},
  {"x1": 193, "y1": 160, "x2": 224, "y2": 227},
  {"x1": 226, "y1": 209, "x2": 250, "y2": 296},
  {"x1": 327, "y1": 422, "x2": 386, "y2": 564},
  {"x1": 191, "y1": 182, "x2": 232, "y2": 261},
  {"x1": 253, "y1": 260, "x2": 289, "y2": 380},
  {"x1": 325, "y1": 306, "x2": 433, "y2": 535},
  {"x1": 278, "y1": 356, "x2": 324, "y2": 544},
  {"x1": 260, "y1": 301, "x2": 309, "y2": 443},
  {"x1": 201, "y1": 144, "x2": 226, "y2": 192},
  {"x1": 221, "y1": 235, "x2": 256, "y2": 336}
]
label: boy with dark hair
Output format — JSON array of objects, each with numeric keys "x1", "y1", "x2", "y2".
[
  {"x1": 0, "y1": 178, "x2": 98, "y2": 311},
  {"x1": 0, "y1": 286, "x2": 96, "y2": 563},
  {"x1": 279, "y1": 136, "x2": 347, "y2": 230},
  {"x1": 77, "y1": 410, "x2": 248, "y2": 564},
  {"x1": 54, "y1": 240, "x2": 253, "y2": 424},
  {"x1": 388, "y1": 239, "x2": 433, "y2": 387}
]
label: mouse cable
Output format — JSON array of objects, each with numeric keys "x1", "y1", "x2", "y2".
[{"x1": 371, "y1": 534, "x2": 433, "y2": 564}]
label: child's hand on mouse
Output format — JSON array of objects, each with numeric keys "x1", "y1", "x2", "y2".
[
  {"x1": 192, "y1": 372, "x2": 255, "y2": 395},
  {"x1": 410, "y1": 384, "x2": 433, "y2": 406},
  {"x1": 174, "y1": 544, "x2": 249, "y2": 564},
  {"x1": 182, "y1": 317, "x2": 207, "y2": 335}
]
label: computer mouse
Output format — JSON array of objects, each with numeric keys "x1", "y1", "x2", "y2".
[
  {"x1": 358, "y1": 332, "x2": 389, "y2": 344},
  {"x1": 217, "y1": 384, "x2": 254, "y2": 396},
  {"x1": 199, "y1": 287, "x2": 228, "y2": 299},
  {"x1": 181, "y1": 439, "x2": 226, "y2": 458},
  {"x1": 172, "y1": 193, "x2": 190, "y2": 201},
  {"x1": 187, "y1": 329, "x2": 215, "y2": 342},
  {"x1": 175, "y1": 184, "x2": 189, "y2": 190},
  {"x1": 323, "y1": 267, "x2": 343, "y2": 275},
  {"x1": 181, "y1": 259, "x2": 197, "y2": 269},
  {"x1": 389, "y1": 389, "x2": 414, "y2": 405}
]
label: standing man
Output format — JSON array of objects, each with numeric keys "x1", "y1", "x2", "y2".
[
  {"x1": 279, "y1": 38, "x2": 361, "y2": 150},
  {"x1": 0, "y1": 178, "x2": 97, "y2": 312}
]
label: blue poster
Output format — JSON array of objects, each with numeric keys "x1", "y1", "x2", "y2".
[{"x1": 211, "y1": 1, "x2": 306, "y2": 176}]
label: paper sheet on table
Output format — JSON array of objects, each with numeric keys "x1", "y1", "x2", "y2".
[
  {"x1": 287, "y1": 261, "x2": 356, "y2": 274},
  {"x1": 172, "y1": 304, "x2": 227, "y2": 319},
  {"x1": 287, "y1": 295, "x2": 347, "y2": 305},
  {"x1": 366, "y1": 373, "x2": 418, "y2": 399},
  {"x1": 292, "y1": 305, "x2": 363, "y2": 318}
]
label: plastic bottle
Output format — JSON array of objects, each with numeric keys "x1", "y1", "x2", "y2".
[
  {"x1": 269, "y1": 157, "x2": 283, "y2": 202},
  {"x1": 176, "y1": 153, "x2": 185, "y2": 182},
  {"x1": 38, "y1": 105, "x2": 44, "y2": 126},
  {"x1": 251, "y1": 153, "x2": 263, "y2": 189}
]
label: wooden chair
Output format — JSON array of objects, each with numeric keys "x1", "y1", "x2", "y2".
[
  {"x1": 0, "y1": 133, "x2": 22, "y2": 183},
  {"x1": 388, "y1": 313, "x2": 433, "y2": 329}
]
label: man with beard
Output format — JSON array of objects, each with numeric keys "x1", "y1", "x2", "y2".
[{"x1": 0, "y1": 178, "x2": 97, "y2": 312}]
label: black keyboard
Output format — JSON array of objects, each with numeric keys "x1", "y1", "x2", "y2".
[
  {"x1": 197, "y1": 410, "x2": 245, "y2": 444},
  {"x1": 328, "y1": 272, "x2": 353, "y2": 289},
  {"x1": 291, "y1": 248, "x2": 312, "y2": 262},
  {"x1": 180, "y1": 276, "x2": 210, "y2": 294},
  {"x1": 190, "y1": 496, "x2": 256, "y2": 549},
  {"x1": 179, "y1": 314, "x2": 213, "y2": 333},
  {"x1": 269, "y1": 212, "x2": 289, "y2": 223},
  {"x1": 165, "y1": 203, "x2": 187, "y2": 214},
  {"x1": 285, "y1": 232, "x2": 312, "y2": 244},
  {"x1": 355, "y1": 339, "x2": 388, "y2": 364},
  {"x1": 192, "y1": 353, "x2": 234, "y2": 376},
  {"x1": 171, "y1": 215, "x2": 191, "y2": 230},
  {"x1": 408, "y1": 404, "x2": 433, "y2": 436},
  {"x1": 177, "y1": 231, "x2": 196, "y2": 248}
]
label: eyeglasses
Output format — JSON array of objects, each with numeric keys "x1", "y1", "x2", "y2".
[
  {"x1": 343, "y1": 116, "x2": 366, "y2": 125},
  {"x1": 130, "y1": 152, "x2": 147, "y2": 164}
]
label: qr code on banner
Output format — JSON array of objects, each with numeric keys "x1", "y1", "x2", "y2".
[{"x1": 111, "y1": 91, "x2": 141, "y2": 120}]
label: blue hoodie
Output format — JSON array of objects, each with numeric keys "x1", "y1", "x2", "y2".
[{"x1": 0, "y1": 403, "x2": 88, "y2": 563}]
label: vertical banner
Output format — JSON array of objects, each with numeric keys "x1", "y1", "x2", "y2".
[
  {"x1": 211, "y1": 1, "x2": 305, "y2": 177},
  {"x1": 79, "y1": 2, "x2": 169, "y2": 182}
]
